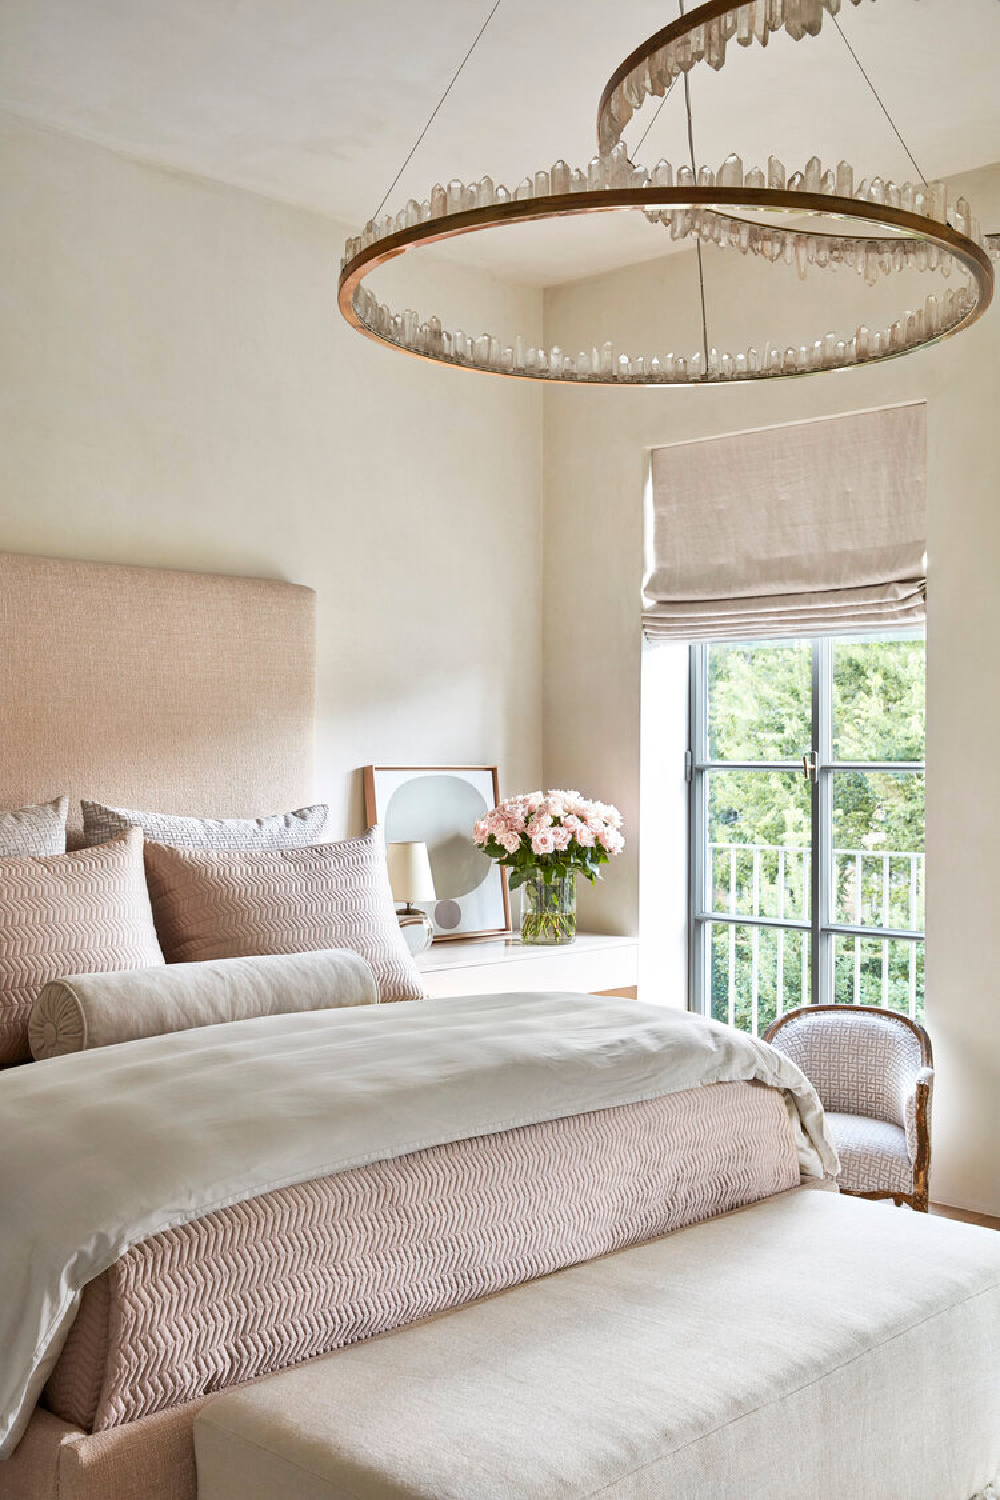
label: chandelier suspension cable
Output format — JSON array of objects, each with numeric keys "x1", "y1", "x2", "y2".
[
  {"x1": 370, "y1": 0, "x2": 502, "y2": 223},
  {"x1": 830, "y1": 14, "x2": 926, "y2": 186},
  {"x1": 678, "y1": 0, "x2": 711, "y2": 375},
  {"x1": 632, "y1": 79, "x2": 679, "y2": 158}
]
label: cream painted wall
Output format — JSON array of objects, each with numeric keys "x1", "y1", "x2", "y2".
[
  {"x1": 0, "y1": 111, "x2": 544, "y2": 834},
  {"x1": 543, "y1": 164, "x2": 1000, "y2": 1215}
]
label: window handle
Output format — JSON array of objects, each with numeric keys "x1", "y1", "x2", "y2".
[{"x1": 803, "y1": 751, "x2": 818, "y2": 784}]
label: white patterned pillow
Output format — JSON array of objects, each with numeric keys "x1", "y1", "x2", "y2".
[
  {"x1": 0, "y1": 797, "x2": 68, "y2": 857},
  {"x1": 82, "y1": 800, "x2": 328, "y2": 851},
  {"x1": 142, "y1": 827, "x2": 426, "y2": 1003},
  {"x1": 0, "y1": 829, "x2": 164, "y2": 1065}
]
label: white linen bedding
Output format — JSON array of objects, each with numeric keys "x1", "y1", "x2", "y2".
[{"x1": 0, "y1": 992, "x2": 837, "y2": 1456}]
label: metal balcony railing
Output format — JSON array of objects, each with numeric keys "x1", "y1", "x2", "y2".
[{"x1": 705, "y1": 842, "x2": 925, "y2": 1028}]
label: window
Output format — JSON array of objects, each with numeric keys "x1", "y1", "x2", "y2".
[{"x1": 688, "y1": 634, "x2": 925, "y2": 1034}]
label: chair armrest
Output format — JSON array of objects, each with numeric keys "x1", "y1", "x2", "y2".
[{"x1": 904, "y1": 1066, "x2": 934, "y2": 1205}]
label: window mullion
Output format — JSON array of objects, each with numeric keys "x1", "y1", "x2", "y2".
[
  {"x1": 812, "y1": 639, "x2": 834, "y2": 1007},
  {"x1": 687, "y1": 644, "x2": 707, "y2": 1017}
]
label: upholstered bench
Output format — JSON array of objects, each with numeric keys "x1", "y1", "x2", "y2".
[{"x1": 194, "y1": 1190, "x2": 1000, "y2": 1500}]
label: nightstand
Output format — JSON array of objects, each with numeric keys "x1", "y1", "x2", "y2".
[{"x1": 416, "y1": 933, "x2": 638, "y2": 999}]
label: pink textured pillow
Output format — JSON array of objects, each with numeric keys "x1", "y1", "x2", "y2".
[
  {"x1": 0, "y1": 829, "x2": 164, "y2": 1065},
  {"x1": 143, "y1": 828, "x2": 426, "y2": 1003}
]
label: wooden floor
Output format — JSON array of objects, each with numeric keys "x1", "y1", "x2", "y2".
[{"x1": 930, "y1": 1202, "x2": 1000, "y2": 1231}]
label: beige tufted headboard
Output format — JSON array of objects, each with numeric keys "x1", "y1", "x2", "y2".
[{"x1": 0, "y1": 552, "x2": 316, "y2": 839}]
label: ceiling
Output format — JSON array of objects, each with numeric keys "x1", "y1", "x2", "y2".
[{"x1": 2, "y1": 0, "x2": 999, "y2": 285}]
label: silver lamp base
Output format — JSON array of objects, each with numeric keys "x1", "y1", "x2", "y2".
[{"x1": 397, "y1": 904, "x2": 434, "y2": 956}]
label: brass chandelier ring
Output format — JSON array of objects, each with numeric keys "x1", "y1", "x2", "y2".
[{"x1": 339, "y1": 187, "x2": 992, "y2": 384}]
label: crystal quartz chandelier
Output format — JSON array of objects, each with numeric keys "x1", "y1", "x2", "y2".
[{"x1": 338, "y1": 0, "x2": 995, "y2": 384}]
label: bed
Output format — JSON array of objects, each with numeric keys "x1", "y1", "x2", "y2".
[{"x1": 0, "y1": 553, "x2": 863, "y2": 1500}]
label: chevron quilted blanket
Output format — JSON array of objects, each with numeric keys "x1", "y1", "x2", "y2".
[{"x1": 0, "y1": 991, "x2": 837, "y2": 1455}]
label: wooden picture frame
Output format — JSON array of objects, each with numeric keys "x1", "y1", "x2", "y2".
[{"x1": 363, "y1": 765, "x2": 511, "y2": 942}]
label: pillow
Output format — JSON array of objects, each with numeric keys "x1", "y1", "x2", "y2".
[
  {"x1": 0, "y1": 796, "x2": 68, "y2": 857},
  {"x1": 143, "y1": 828, "x2": 426, "y2": 1003},
  {"x1": 29, "y1": 949, "x2": 378, "y2": 1059},
  {"x1": 0, "y1": 829, "x2": 164, "y2": 1065},
  {"x1": 81, "y1": 800, "x2": 328, "y2": 851}
]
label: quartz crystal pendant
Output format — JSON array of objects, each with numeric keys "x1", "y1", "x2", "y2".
[
  {"x1": 610, "y1": 143, "x2": 631, "y2": 187},
  {"x1": 706, "y1": 19, "x2": 726, "y2": 68},
  {"x1": 719, "y1": 154, "x2": 743, "y2": 188},
  {"x1": 802, "y1": 0, "x2": 824, "y2": 36},
  {"x1": 927, "y1": 181, "x2": 948, "y2": 221}
]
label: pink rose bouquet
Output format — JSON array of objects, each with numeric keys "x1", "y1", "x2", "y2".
[{"x1": 473, "y1": 789, "x2": 625, "y2": 892}]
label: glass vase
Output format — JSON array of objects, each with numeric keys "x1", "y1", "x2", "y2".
[{"x1": 520, "y1": 868, "x2": 577, "y2": 945}]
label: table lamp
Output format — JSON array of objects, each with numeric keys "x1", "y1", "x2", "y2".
[{"x1": 387, "y1": 841, "x2": 436, "y2": 955}]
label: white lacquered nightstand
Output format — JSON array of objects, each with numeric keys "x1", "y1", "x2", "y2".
[{"x1": 415, "y1": 933, "x2": 638, "y2": 999}]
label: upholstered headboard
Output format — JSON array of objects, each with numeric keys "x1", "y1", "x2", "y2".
[{"x1": 0, "y1": 552, "x2": 316, "y2": 837}]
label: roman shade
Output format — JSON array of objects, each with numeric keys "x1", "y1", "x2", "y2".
[{"x1": 643, "y1": 403, "x2": 927, "y2": 641}]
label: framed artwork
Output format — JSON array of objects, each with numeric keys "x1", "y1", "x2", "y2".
[{"x1": 363, "y1": 765, "x2": 511, "y2": 941}]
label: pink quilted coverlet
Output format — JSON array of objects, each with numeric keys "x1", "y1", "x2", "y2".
[{"x1": 45, "y1": 1080, "x2": 797, "y2": 1432}]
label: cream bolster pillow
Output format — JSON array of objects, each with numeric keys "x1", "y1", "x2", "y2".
[{"x1": 28, "y1": 949, "x2": 378, "y2": 1060}]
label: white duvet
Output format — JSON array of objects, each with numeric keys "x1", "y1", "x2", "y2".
[{"x1": 0, "y1": 991, "x2": 837, "y2": 1456}]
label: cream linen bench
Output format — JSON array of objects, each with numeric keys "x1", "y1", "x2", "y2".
[{"x1": 194, "y1": 1190, "x2": 1000, "y2": 1500}]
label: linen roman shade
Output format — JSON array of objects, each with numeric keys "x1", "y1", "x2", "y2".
[{"x1": 643, "y1": 403, "x2": 927, "y2": 640}]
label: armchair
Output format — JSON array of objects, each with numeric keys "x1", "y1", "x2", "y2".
[{"x1": 763, "y1": 1004, "x2": 933, "y2": 1211}]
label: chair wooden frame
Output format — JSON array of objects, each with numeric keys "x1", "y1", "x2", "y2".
[{"x1": 763, "y1": 1005, "x2": 934, "y2": 1212}]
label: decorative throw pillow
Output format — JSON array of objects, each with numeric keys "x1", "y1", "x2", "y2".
[
  {"x1": 81, "y1": 800, "x2": 328, "y2": 851},
  {"x1": 143, "y1": 828, "x2": 426, "y2": 1003},
  {"x1": 0, "y1": 796, "x2": 68, "y2": 857},
  {"x1": 0, "y1": 829, "x2": 164, "y2": 1066},
  {"x1": 29, "y1": 949, "x2": 378, "y2": 1060}
]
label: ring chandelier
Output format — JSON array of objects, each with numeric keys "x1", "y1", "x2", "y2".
[{"x1": 337, "y1": 0, "x2": 995, "y2": 385}]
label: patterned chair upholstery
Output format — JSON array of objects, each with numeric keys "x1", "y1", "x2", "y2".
[{"x1": 763, "y1": 1005, "x2": 934, "y2": 1210}]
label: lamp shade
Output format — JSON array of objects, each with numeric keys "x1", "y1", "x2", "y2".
[{"x1": 386, "y1": 841, "x2": 436, "y2": 904}]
